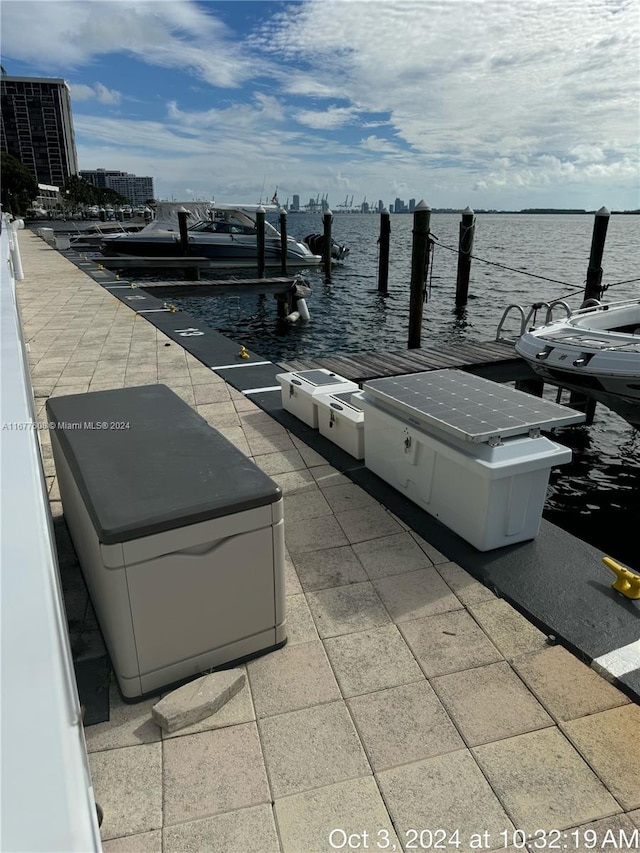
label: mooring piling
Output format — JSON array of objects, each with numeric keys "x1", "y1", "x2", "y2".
[
  {"x1": 177, "y1": 207, "x2": 199, "y2": 280},
  {"x1": 408, "y1": 200, "x2": 431, "y2": 349},
  {"x1": 256, "y1": 206, "x2": 266, "y2": 279},
  {"x1": 377, "y1": 208, "x2": 390, "y2": 294},
  {"x1": 279, "y1": 210, "x2": 288, "y2": 276},
  {"x1": 323, "y1": 209, "x2": 332, "y2": 280},
  {"x1": 583, "y1": 206, "x2": 610, "y2": 303},
  {"x1": 455, "y1": 206, "x2": 475, "y2": 307},
  {"x1": 177, "y1": 208, "x2": 190, "y2": 255}
]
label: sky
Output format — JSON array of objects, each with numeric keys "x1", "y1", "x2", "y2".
[{"x1": 1, "y1": 0, "x2": 639, "y2": 210}]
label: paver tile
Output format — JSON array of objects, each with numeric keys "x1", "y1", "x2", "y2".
[
  {"x1": 258, "y1": 701, "x2": 371, "y2": 797},
  {"x1": 163, "y1": 804, "x2": 280, "y2": 853},
  {"x1": 269, "y1": 467, "x2": 317, "y2": 495},
  {"x1": 352, "y1": 532, "x2": 432, "y2": 579},
  {"x1": 432, "y1": 661, "x2": 553, "y2": 746},
  {"x1": 409, "y1": 531, "x2": 450, "y2": 564},
  {"x1": 377, "y1": 749, "x2": 514, "y2": 846},
  {"x1": 511, "y1": 645, "x2": 630, "y2": 721},
  {"x1": 324, "y1": 624, "x2": 424, "y2": 698},
  {"x1": 334, "y1": 505, "x2": 404, "y2": 543},
  {"x1": 247, "y1": 640, "x2": 340, "y2": 717},
  {"x1": 284, "y1": 593, "x2": 320, "y2": 645},
  {"x1": 102, "y1": 830, "x2": 161, "y2": 852},
  {"x1": 254, "y1": 448, "x2": 307, "y2": 477},
  {"x1": 85, "y1": 683, "x2": 160, "y2": 752},
  {"x1": 246, "y1": 431, "x2": 297, "y2": 455},
  {"x1": 310, "y1": 464, "x2": 350, "y2": 488},
  {"x1": 284, "y1": 548, "x2": 303, "y2": 595},
  {"x1": 282, "y1": 488, "x2": 333, "y2": 523},
  {"x1": 321, "y1": 483, "x2": 379, "y2": 513},
  {"x1": 468, "y1": 599, "x2": 548, "y2": 659},
  {"x1": 627, "y1": 809, "x2": 640, "y2": 827},
  {"x1": 306, "y1": 581, "x2": 390, "y2": 638},
  {"x1": 400, "y1": 610, "x2": 503, "y2": 678},
  {"x1": 473, "y1": 728, "x2": 621, "y2": 832},
  {"x1": 162, "y1": 722, "x2": 270, "y2": 825},
  {"x1": 274, "y1": 777, "x2": 400, "y2": 853},
  {"x1": 89, "y1": 743, "x2": 162, "y2": 841},
  {"x1": 566, "y1": 813, "x2": 640, "y2": 853},
  {"x1": 347, "y1": 681, "x2": 464, "y2": 771},
  {"x1": 285, "y1": 514, "x2": 349, "y2": 554},
  {"x1": 561, "y1": 704, "x2": 640, "y2": 810},
  {"x1": 434, "y1": 561, "x2": 497, "y2": 606},
  {"x1": 373, "y1": 566, "x2": 463, "y2": 622},
  {"x1": 291, "y1": 545, "x2": 368, "y2": 591}
]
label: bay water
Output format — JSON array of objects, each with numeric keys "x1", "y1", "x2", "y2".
[{"x1": 168, "y1": 212, "x2": 640, "y2": 568}]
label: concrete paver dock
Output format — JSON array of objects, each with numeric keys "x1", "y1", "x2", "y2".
[{"x1": 13, "y1": 230, "x2": 640, "y2": 852}]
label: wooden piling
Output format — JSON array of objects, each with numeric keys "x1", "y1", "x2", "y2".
[
  {"x1": 583, "y1": 206, "x2": 610, "y2": 303},
  {"x1": 279, "y1": 210, "x2": 288, "y2": 276},
  {"x1": 323, "y1": 209, "x2": 332, "y2": 280},
  {"x1": 378, "y1": 208, "x2": 390, "y2": 294},
  {"x1": 177, "y1": 207, "x2": 198, "y2": 278},
  {"x1": 408, "y1": 200, "x2": 431, "y2": 349},
  {"x1": 455, "y1": 206, "x2": 475, "y2": 307},
  {"x1": 177, "y1": 208, "x2": 190, "y2": 255},
  {"x1": 256, "y1": 206, "x2": 266, "y2": 279}
]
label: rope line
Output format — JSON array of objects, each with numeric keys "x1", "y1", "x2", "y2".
[{"x1": 432, "y1": 237, "x2": 580, "y2": 287}]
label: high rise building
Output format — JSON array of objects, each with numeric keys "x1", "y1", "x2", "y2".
[
  {"x1": 291, "y1": 194, "x2": 300, "y2": 211},
  {"x1": 1, "y1": 76, "x2": 78, "y2": 188},
  {"x1": 80, "y1": 169, "x2": 154, "y2": 205}
]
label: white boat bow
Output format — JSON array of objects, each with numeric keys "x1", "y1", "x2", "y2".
[{"x1": 514, "y1": 298, "x2": 640, "y2": 427}]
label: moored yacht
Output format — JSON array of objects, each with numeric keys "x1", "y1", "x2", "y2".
[{"x1": 100, "y1": 202, "x2": 324, "y2": 269}]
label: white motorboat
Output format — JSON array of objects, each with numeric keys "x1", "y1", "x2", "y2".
[
  {"x1": 100, "y1": 202, "x2": 331, "y2": 269},
  {"x1": 514, "y1": 298, "x2": 640, "y2": 427}
]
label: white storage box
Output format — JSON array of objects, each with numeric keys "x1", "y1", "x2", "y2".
[
  {"x1": 277, "y1": 369, "x2": 358, "y2": 428},
  {"x1": 47, "y1": 385, "x2": 286, "y2": 699},
  {"x1": 356, "y1": 370, "x2": 583, "y2": 551},
  {"x1": 316, "y1": 390, "x2": 365, "y2": 459}
]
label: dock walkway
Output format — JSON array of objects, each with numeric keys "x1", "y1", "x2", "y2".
[
  {"x1": 13, "y1": 230, "x2": 640, "y2": 851},
  {"x1": 281, "y1": 339, "x2": 523, "y2": 383}
]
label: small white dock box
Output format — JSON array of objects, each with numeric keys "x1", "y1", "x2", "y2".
[
  {"x1": 356, "y1": 370, "x2": 585, "y2": 551},
  {"x1": 46, "y1": 385, "x2": 286, "y2": 699},
  {"x1": 316, "y1": 390, "x2": 365, "y2": 459},
  {"x1": 277, "y1": 369, "x2": 359, "y2": 428}
]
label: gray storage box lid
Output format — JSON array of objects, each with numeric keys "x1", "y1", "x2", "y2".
[{"x1": 46, "y1": 385, "x2": 281, "y2": 544}]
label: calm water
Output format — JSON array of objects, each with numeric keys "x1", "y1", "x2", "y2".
[{"x1": 166, "y1": 213, "x2": 640, "y2": 567}]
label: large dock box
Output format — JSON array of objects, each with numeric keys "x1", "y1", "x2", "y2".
[
  {"x1": 276, "y1": 369, "x2": 359, "y2": 428},
  {"x1": 46, "y1": 384, "x2": 286, "y2": 699},
  {"x1": 356, "y1": 370, "x2": 584, "y2": 551},
  {"x1": 316, "y1": 390, "x2": 365, "y2": 459}
]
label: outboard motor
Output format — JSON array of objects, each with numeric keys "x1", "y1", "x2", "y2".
[{"x1": 303, "y1": 233, "x2": 350, "y2": 261}]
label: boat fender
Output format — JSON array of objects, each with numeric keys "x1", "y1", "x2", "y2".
[
  {"x1": 297, "y1": 298, "x2": 311, "y2": 321},
  {"x1": 285, "y1": 311, "x2": 300, "y2": 324}
]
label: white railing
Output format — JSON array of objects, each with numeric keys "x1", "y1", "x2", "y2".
[{"x1": 0, "y1": 217, "x2": 102, "y2": 852}]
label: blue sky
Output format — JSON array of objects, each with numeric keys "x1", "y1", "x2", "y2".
[{"x1": 2, "y1": 0, "x2": 639, "y2": 210}]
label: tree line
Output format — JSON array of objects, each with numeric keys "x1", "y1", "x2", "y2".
[{"x1": 1, "y1": 152, "x2": 127, "y2": 216}]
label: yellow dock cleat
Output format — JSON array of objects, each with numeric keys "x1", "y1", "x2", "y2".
[{"x1": 603, "y1": 557, "x2": 640, "y2": 600}]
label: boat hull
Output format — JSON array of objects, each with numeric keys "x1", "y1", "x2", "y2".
[
  {"x1": 101, "y1": 234, "x2": 322, "y2": 267},
  {"x1": 515, "y1": 300, "x2": 640, "y2": 428}
]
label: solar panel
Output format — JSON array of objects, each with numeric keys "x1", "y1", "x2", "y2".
[{"x1": 362, "y1": 369, "x2": 585, "y2": 443}]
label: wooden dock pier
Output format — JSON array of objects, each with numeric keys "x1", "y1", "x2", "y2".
[{"x1": 280, "y1": 339, "x2": 531, "y2": 384}]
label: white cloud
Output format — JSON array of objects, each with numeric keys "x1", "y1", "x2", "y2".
[
  {"x1": 1, "y1": 0, "x2": 263, "y2": 87},
  {"x1": 69, "y1": 82, "x2": 122, "y2": 105},
  {"x1": 360, "y1": 135, "x2": 401, "y2": 154},
  {"x1": 294, "y1": 106, "x2": 359, "y2": 129}
]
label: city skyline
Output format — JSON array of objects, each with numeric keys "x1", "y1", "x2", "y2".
[{"x1": 1, "y1": 0, "x2": 638, "y2": 211}]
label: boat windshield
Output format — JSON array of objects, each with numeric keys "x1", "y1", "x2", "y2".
[{"x1": 190, "y1": 220, "x2": 255, "y2": 235}]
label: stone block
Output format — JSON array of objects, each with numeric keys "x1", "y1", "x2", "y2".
[{"x1": 152, "y1": 669, "x2": 245, "y2": 733}]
